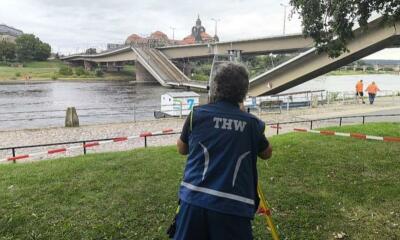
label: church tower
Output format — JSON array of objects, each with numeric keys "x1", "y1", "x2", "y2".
[{"x1": 191, "y1": 15, "x2": 206, "y2": 43}]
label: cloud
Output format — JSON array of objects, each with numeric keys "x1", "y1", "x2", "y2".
[
  {"x1": 1, "y1": 0, "x2": 398, "y2": 58},
  {"x1": 1, "y1": 0, "x2": 302, "y2": 53}
]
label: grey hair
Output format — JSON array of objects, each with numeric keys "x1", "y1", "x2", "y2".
[{"x1": 210, "y1": 62, "x2": 249, "y2": 104}]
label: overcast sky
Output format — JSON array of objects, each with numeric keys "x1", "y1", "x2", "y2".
[{"x1": 0, "y1": 0, "x2": 398, "y2": 59}]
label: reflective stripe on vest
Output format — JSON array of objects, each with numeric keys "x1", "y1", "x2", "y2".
[{"x1": 181, "y1": 181, "x2": 255, "y2": 205}]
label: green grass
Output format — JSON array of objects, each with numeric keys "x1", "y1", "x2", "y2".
[
  {"x1": 322, "y1": 122, "x2": 400, "y2": 137},
  {"x1": 0, "y1": 123, "x2": 399, "y2": 239},
  {"x1": 0, "y1": 61, "x2": 135, "y2": 81}
]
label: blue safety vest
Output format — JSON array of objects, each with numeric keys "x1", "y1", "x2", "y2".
[{"x1": 179, "y1": 101, "x2": 265, "y2": 218}]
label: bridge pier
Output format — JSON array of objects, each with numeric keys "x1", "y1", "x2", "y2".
[
  {"x1": 135, "y1": 61, "x2": 157, "y2": 82},
  {"x1": 175, "y1": 60, "x2": 193, "y2": 77},
  {"x1": 84, "y1": 60, "x2": 96, "y2": 71}
]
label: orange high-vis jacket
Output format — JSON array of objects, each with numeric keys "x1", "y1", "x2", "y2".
[
  {"x1": 366, "y1": 84, "x2": 380, "y2": 94},
  {"x1": 356, "y1": 81, "x2": 363, "y2": 92}
]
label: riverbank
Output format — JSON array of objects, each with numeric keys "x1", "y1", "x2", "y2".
[
  {"x1": 1, "y1": 96, "x2": 399, "y2": 161},
  {"x1": 0, "y1": 60, "x2": 135, "y2": 81},
  {"x1": 328, "y1": 69, "x2": 400, "y2": 76},
  {"x1": 1, "y1": 123, "x2": 399, "y2": 239},
  {"x1": 0, "y1": 77, "x2": 134, "y2": 84}
]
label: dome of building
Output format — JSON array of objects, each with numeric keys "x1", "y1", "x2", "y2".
[
  {"x1": 149, "y1": 31, "x2": 169, "y2": 40},
  {"x1": 125, "y1": 34, "x2": 145, "y2": 44},
  {"x1": 182, "y1": 15, "x2": 216, "y2": 45}
]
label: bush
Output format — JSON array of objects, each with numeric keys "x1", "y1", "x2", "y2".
[
  {"x1": 95, "y1": 69, "x2": 104, "y2": 77},
  {"x1": 191, "y1": 73, "x2": 209, "y2": 81},
  {"x1": 75, "y1": 67, "x2": 87, "y2": 76},
  {"x1": 366, "y1": 66, "x2": 374, "y2": 71},
  {"x1": 382, "y1": 67, "x2": 393, "y2": 71},
  {"x1": 59, "y1": 66, "x2": 73, "y2": 76},
  {"x1": 51, "y1": 73, "x2": 58, "y2": 80},
  {"x1": 15, "y1": 72, "x2": 21, "y2": 77}
]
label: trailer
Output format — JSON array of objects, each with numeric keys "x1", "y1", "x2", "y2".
[{"x1": 154, "y1": 91, "x2": 200, "y2": 118}]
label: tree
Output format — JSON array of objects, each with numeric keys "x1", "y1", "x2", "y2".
[
  {"x1": 15, "y1": 34, "x2": 36, "y2": 61},
  {"x1": 15, "y1": 34, "x2": 51, "y2": 61},
  {"x1": 0, "y1": 40, "x2": 16, "y2": 62},
  {"x1": 34, "y1": 42, "x2": 51, "y2": 61},
  {"x1": 85, "y1": 48, "x2": 97, "y2": 54},
  {"x1": 290, "y1": 0, "x2": 400, "y2": 58}
]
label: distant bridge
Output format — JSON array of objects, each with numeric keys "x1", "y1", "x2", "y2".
[{"x1": 62, "y1": 17, "x2": 400, "y2": 96}]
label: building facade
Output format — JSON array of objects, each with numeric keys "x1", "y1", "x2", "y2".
[
  {"x1": 0, "y1": 24, "x2": 23, "y2": 42},
  {"x1": 125, "y1": 15, "x2": 218, "y2": 47},
  {"x1": 182, "y1": 15, "x2": 215, "y2": 44}
]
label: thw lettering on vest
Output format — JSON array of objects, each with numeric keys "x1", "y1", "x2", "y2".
[{"x1": 213, "y1": 117, "x2": 247, "y2": 132}]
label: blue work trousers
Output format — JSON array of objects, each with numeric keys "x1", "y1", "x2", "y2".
[{"x1": 174, "y1": 201, "x2": 253, "y2": 240}]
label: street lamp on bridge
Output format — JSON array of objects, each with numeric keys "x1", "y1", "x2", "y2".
[
  {"x1": 280, "y1": 3, "x2": 289, "y2": 35},
  {"x1": 211, "y1": 18, "x2": 221, "y2": 39},
  {"x1": 170, "y1": 27, "x2": 176, "y2": 41}
]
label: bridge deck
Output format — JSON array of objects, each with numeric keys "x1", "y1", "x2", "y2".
[
  {"x1": 248, "y1": 17, "x2": 400, "y2": 96},
  {"x1": 133, "y1": 47, "x2": 206, "y2": 90}
]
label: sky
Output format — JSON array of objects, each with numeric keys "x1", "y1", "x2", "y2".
[{"x1": 0, "y1": 0, "x2": 398, "y2": 59}]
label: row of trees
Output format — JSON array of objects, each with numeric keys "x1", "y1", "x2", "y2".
[{"x1": 0, "y1": 34, "x2": 51, "y2": 62}]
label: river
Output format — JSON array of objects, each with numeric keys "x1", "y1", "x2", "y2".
[{"x1": 0, "y1": 74, "x2": 399, "y2": 130}]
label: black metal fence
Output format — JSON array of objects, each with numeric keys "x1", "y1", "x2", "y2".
[
  {"x1": 1, "y1": 113, "x2": 399, "y2": 163},
  {"x1": 0, "y1": 132, "x2": 180, "y2": 163},
  {"x1": 265, "y1": 113, "x2": 400, "y2": 135}
]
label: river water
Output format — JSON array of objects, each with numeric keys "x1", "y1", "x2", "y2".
[{"x1": 0, "y1": 74, "x2": 399, "y2": 130}]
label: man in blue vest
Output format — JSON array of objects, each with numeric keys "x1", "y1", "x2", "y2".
[{"x1": 175, "y1": 62, "x2": 272, "y2": 239}]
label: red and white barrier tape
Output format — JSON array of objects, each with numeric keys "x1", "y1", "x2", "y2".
[
  {"x1": 0, "y1": 128, "x2": 175, "y2": 163},
  {"x1": 293, "y1": 128, "x2": 400, "y2": 142}
]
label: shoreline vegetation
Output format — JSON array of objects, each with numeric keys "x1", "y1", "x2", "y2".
[
  {"x1": 0, "y1": 60, "x2": 136, "y2": 81},
  {"x1": 327, "y1": 69, "x2": 400, "y2": 76},
  {"x1": 1, "y1": 60, "x2": 399, "y2": 82}
]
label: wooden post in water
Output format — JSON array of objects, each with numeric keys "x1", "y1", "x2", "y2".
[{"x1": 65, "y1": 107, "x2": 79, "y2": 127}]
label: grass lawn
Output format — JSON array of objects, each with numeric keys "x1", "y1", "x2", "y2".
[
  {"x1": 0, "y1": 65, "x2": 59, "y2": 80},
  {"x1": 0, "y1": 61, "x2": 135, "y2": 81},
  {"x1": 0, "y1": 123, "x2": 399, "y2": 239}
]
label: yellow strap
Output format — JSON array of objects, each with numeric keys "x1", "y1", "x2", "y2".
[{"x1": 257, "y1": 183, "x2": 280, "y2": 240}]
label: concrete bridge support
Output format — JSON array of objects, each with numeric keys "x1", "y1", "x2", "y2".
[
  {"x1": 84, "y1": 60, "x2": 96, "y2": 71},
  {"x1": 135, "y1": 61, "x2": 157, "y2": 82},
  {"x1": 66, "y1": 61, "x2": 82, "y2": 68},
  {"x1": 175, "y1": 60, "x2": 193, "y2": 77}
]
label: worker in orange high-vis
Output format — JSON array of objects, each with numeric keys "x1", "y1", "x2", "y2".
[
  {"x1": 355, "y1": 80, "x2": 365, "y2": 104},
  {"x1": 365, "y1": 81, "x2": 380, "y2": 104}
]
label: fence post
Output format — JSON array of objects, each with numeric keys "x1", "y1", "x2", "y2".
[
  {"x1": 133, "y1": 104, "x2": 136, "y2": 122},
  {"x1": 12, "y1": 148, "x2": 16, "y2": 164},
  {"x1": 342, "y1": 92, "x2": 345, "y2": 105},
  {"x1": 180, "y1": 102, "x2": 183, "y2": 118},
  {"x1": 327, "y1": 91, "x2": 330, "y2": 105},
  {"x1": 276, "y1": 123, "x2": 280, "y2": 135},
  {"x1": 144, "y1": 136, "x2": 148, "y2": 148},
  {"x1": 362, "y1": 116, "x2": 365, "y2": 125},
  {"x1": 339, "y1": 117, "x2": 342, "y2": 127},
  {"x1": 83, "y1": 141, "x2": 87, "y2": 155},
  {"x1": 310, "y1": 120, "x2": 313, "y2": 130}
]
